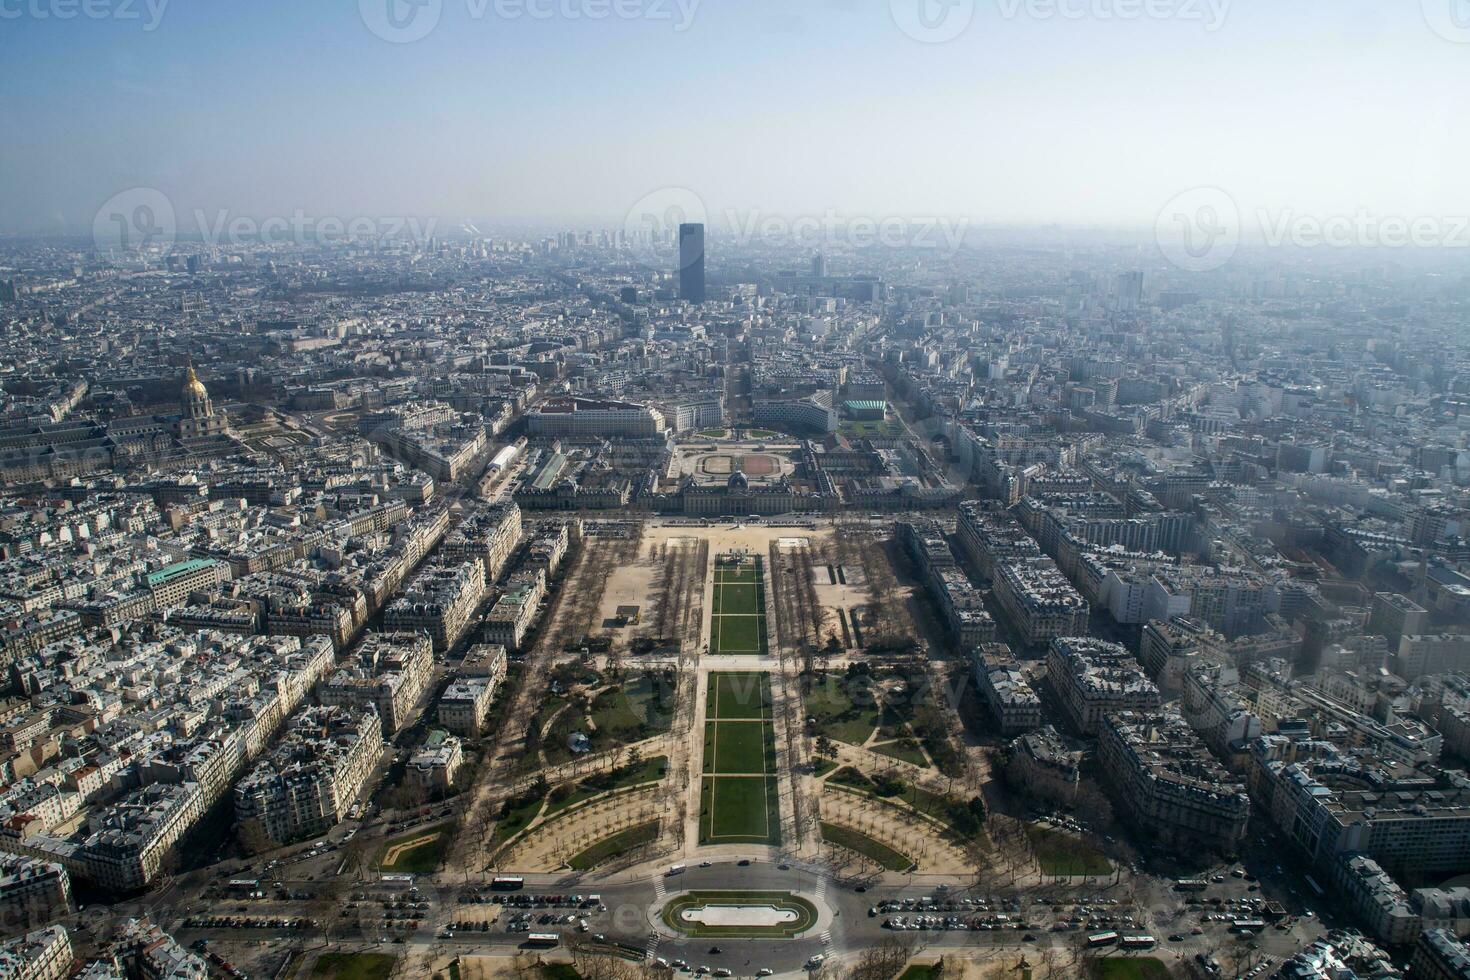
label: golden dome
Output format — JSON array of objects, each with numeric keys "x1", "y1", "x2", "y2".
[{"x1": 182, "y1": 365, "x2": 210, "y2": 403}]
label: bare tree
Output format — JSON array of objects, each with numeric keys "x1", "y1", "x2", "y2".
[{"x1": 847, "y1": 933, "x2": 921, "y2": 980}]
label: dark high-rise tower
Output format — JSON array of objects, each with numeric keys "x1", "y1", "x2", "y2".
[{"x1": 679, "y1": 222, "x2": 706, "y2": 304}]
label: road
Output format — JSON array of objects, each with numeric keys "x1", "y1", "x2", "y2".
[{"x1": 155, "y1": 850, "x2": 1327, "y2": 978}]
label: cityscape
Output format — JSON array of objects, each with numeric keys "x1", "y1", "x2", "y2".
[{"x1": 2, "y1": 3, "x2": 1470, "y2": 980}]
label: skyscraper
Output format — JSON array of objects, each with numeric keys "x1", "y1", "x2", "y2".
[
  {"x1": 679, "y1": 223, "x2": 706, "y2": 304},
  {"x1": 1116, "y1": 270, "x2": 1144, "y2": 310}
]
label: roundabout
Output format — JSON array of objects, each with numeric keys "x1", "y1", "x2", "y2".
[{"x1": 660, "y1": 891, "x2": 820, "y2": 939}]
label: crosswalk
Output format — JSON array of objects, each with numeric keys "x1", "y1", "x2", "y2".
[
  {"x1": 644, "y1": 933, "x2": 661, "y2": 960},
  {"x1": 654, "y1": 876, "x2": 668, "y2": 901},
  {"x1": 817, "y1": 930, "x2": 833, "y2": 950}
]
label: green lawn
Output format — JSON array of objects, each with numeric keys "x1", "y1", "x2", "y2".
[
  {"x1": 820, "y1": 822, "x2": 915, "y2": 871},
  {"x1": 707, "y1": 672, "x2": 770, "y2": 719},
  {"x1": 714, "y1": 582, "x2": 762, "y2": 615},
  {"x1": 1094, "y1": 958, "x2": 1171, "y2": 980},
  {"x1": 700, "y1": 672, "x2": 780, "y2": 844},
  {"x1": 715, "y1": 563, "x2": 759, "y2": 585},
  {"x1": 711, "y1": 557, "x2": 767, "y2": 656},
  {"x1": 374, "y1": 824, "x2": 451, "y2": 873},
  {"x1": 714, "y1": 614, "x2": 766, "y2": 654},
  {"x1": 705, "y1": 721, "x2": 773, "y2": 774},
  {"x1": 545, "y1": 756, "x2": 668, "y2": 816},
  {"x1": 312, "y1": 954, "x2": 397, "y2": 980},
  {"x1": 805, "y1": 673, "x2": 879, "y2": 745},
  {"x1": 697, "y1": 428, "x2": 728, "y2": 438},
  {"x1": 872, "y1": 739, "x2": 930, "y2": 768},
  {"x1": 494, "y1": 797, "x2": 545, "y2": 842},
  {"x1": 532, "y1": 696, "x2": 569, "y2": 734},
  {"x1": 590, "y1": 675, "x2": 673, "y2": 741},
  {"x1": 830, "y1": 766, "x2": 875, "y2": 791},
  {"x1": 567, "y1": 821, "x2": 659, "y2": 871},
  {"x1": 1028, "y1": 827, "x2": 1112, "y2": 876},
  {"x1": 839, "y1": 419, "x2": 905, "y2": 440},
  {"x1": 700, "y1": 775, "x2": 781, "y2": 844}
]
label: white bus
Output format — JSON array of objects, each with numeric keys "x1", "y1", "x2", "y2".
[
  {"x1": 1087, "y1": 931, "x2": 1120, "y2": 947},
  {"x1": 1120, "y1": 935, "x2": 1157, "y2": 949},
  {"x1": 491, "y1": 876, "x2": 525, "y2": 891},
  {"x1": 526, "y1": 933, "x2": 560, "y2": 948}
]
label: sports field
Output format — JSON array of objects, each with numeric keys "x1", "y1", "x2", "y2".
[
  {"x1": 699, "y1": 672, "x2": 781, "y2": 845},
  {"x1": 710, "y1": 555, "x2": 769, "y2": 656}
]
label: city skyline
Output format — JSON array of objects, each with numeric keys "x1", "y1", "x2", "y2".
[
  {"x1": 3, "y1": 3, "x2": 1470, "y2": 979},
  {"x1": 1, "y1": 1, "x2": 1468, "y2": 236}
]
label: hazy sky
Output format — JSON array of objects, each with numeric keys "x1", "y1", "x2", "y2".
[{"x1": 1, "y1": 0, "x2": 1467, "y2": 236}]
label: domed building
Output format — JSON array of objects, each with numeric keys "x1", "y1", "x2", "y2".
[{"x1": 176, "y1": 365, "x2": 230, "y2": 440}]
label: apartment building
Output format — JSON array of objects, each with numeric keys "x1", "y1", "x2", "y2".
[
  {"x1": 319, "y1": 632, "x2": 433, "y2": 735},
  {"x1": 143, "y1": 558, "x2": 231, "y2": 608},
  {"x1": 1251, "y1": 738, "x2": 1470, "y2": 881},
  {"x1": 1005, "y1": 725, "x2": 1082, "y2": 808},
  {"x1": 383, "y1": 558, "x2": 486, "y2": 651},
  {"x1": 1413, "y1": 930, "x2": 1470, "y2": 980},
  {"x1": 1046, "y1": 636, "x2": 1160, "y2": 735},
  {"x1": 971, "y1": 643, "x2": 1041, "y2": 735},
  {"x1": 233, "y1": 706, "x2": 383, "y2": 844},
  {"x1": 440, "y1": 501, "x2": 522, "y2": 584},
  {"x1": 994, "y1": 558, "x2": 1090, "y2": 648},
  {"x1": 0, "y1": 854, "x2": 71, "y2": 934},
  {"x1": 527, "y1": 397, "x2": 665, "y2": 438},
  {"x1": 954, "y1": 503, "x2": 1041, "y2": 583},
  {"x1": 1099, "y1": 711, "x2": 1250, "y2": 856},
  {"x1": 405, "y1": 730, "x2": 463, "y2": 792},
  {"x1": 1180, "y1": 662, "x2": 1263, "y2": 766},
  {"x1": 1398, "y1": 634, "x2": 1470, "y2": 681},
  {"x1": 109, "y1": 918, "x2": 209, "y2": 979},
  {"x1": 1329, "y1": 853, "x2": 1421, "y2": 946},
  {"x1": 0, "y1": 925, "x2": 71, "y2": 980},
  {"x1": 483, "y1": 570, "x2": 547, "y2": 652},
  {"x1": 437, "y1": 644, "x2": 507, "y2": 736}
]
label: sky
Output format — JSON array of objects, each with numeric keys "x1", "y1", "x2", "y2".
[{"x1": 0, "y1": 0, "x2": 1467, "y2": 237}]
